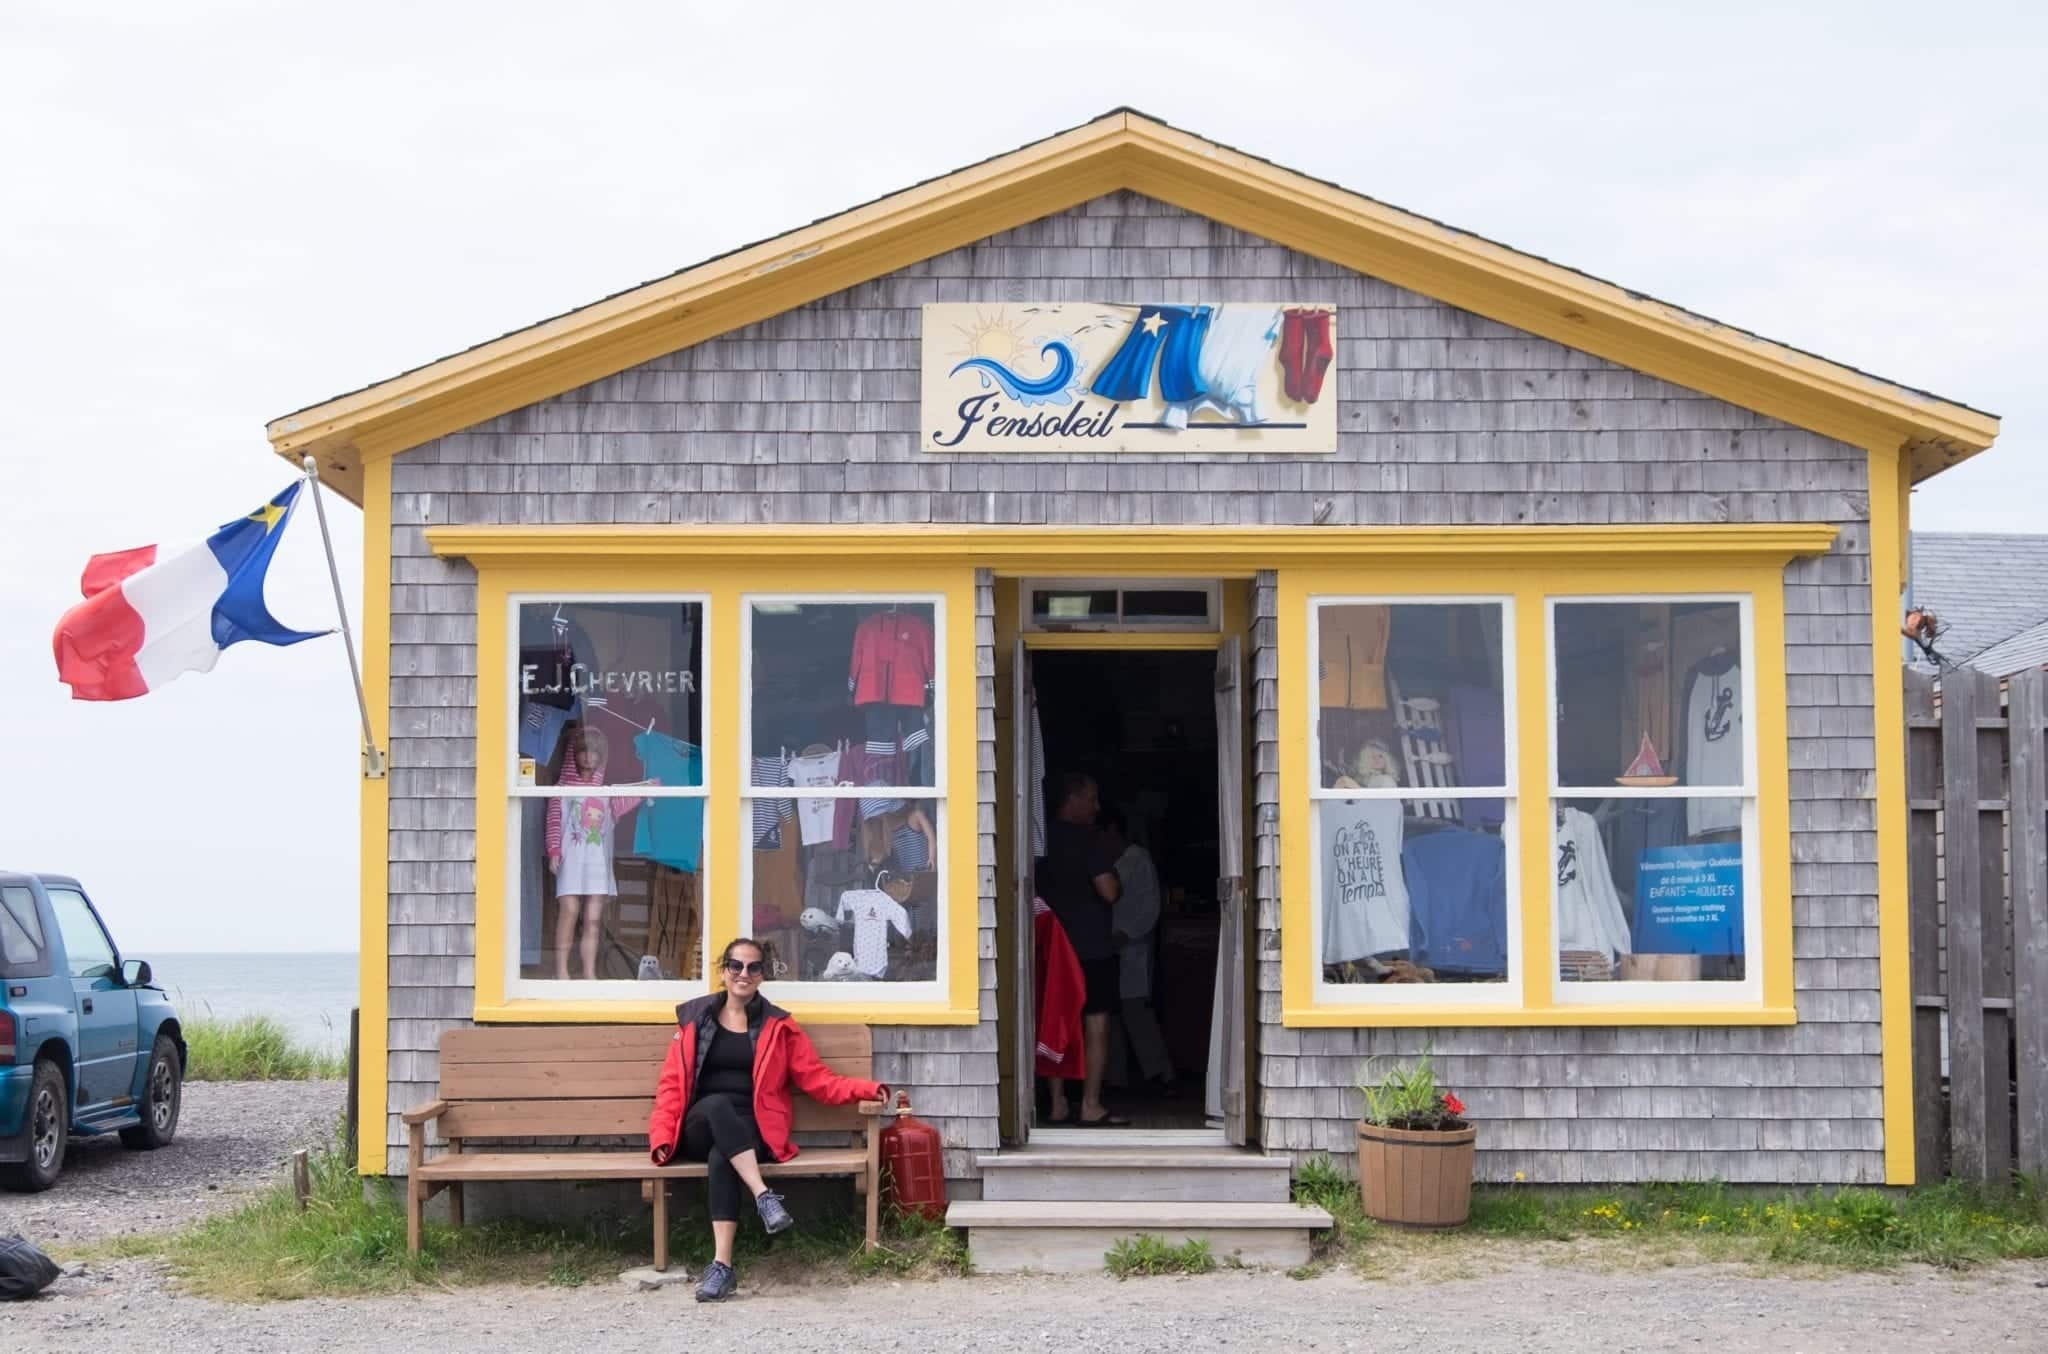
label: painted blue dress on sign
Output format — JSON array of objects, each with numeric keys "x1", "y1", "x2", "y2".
[
  {"x1": 1089, "y1": 305, "x2": 1213, "y2": 402},
  {"x1": 1632, "y1": 843, "x2": 1742, "y2": 955}
]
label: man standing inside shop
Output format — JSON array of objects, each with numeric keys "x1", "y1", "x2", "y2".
[{"x1": 1041, "y1": 772, "x2": 1128, "y2": 1126}]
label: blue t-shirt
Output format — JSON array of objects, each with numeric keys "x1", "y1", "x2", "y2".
[
  {"x1": 632, "y1": 732, "x2": 704, "y2": 872},
  {"x1": 1404, "y1": 828, "x2": 1508, "y2": 977}
]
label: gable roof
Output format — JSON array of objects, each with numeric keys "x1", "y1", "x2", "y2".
[
  {"x1": 1909, "y1": 531, "x2": 2048, "y2": 669},
  {"x1": 267, "y1": 109, "x2": 2000, "y2": 505}
]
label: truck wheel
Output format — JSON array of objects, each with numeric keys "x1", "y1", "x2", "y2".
[
  {"x1": 121, "y1": 1035, "x2": 182, "y2": 1150},
  {"x1": 1, "y1": 1060, "x2": 68, "y2": 1191}
]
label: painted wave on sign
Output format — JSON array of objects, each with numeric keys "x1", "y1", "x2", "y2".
[{"x1": 948, "y1": 338, "x2": 1079, "y2": 406}]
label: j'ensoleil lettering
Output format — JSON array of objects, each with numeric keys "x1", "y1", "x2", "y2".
[{"x1": 932, "y1": 392, "x2": 1120, "y2": 447}]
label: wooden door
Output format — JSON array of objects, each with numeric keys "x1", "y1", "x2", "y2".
[
  {"x1": 1214, "y1": 636, "x2": 1249, "y2": 1145},
  {"x1": 1010, "y1": 639, "x2": 1037, "y2": 1142}
]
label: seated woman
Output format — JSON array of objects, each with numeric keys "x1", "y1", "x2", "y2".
[{"x1": 647, "y1": 936, "x2": 886, "y2": 1302}]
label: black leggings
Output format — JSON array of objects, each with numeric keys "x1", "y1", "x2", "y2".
[{"x1": 681, "y1": 1093, "x2": 768, "y2": 1222}]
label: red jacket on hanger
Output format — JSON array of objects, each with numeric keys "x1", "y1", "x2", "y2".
[
  {"x1": 849, "y1": 609, "x2": 934, "y2": 707},
  {"x1": 1032, "y1": 898, "x2": 1087, "y2": 1080}
]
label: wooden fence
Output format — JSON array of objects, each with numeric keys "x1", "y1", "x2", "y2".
[{"x1": 1906, "y1": 665, "x2": 2048, "y2": 1184}]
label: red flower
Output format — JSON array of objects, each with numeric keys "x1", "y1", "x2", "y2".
[{"x1": 1442, "y1": 1092, "x2": 1466, "y2": 1117}]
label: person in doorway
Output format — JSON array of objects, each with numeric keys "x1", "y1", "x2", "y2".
[
  {"x1": 1104, "y1": 808, "x2": 1178, "y2": 1098},
  {"x1": 648, "y1": 937, "x2": 887, "y2": 1302},
  {"x1": 1039, "y1": 772, "x2": 1128, "y2": 1126}
]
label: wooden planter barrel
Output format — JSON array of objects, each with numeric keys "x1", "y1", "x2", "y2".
[{"x1": 1356, "y1": 1121, "x2": 1477, "y2": 1227}]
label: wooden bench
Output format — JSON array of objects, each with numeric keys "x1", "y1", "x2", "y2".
[{"x1": 400, "y1": 1023, "x2": 881, "y2": 1270}]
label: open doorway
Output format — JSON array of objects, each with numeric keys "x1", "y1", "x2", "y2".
[{"x1": 1031, "y1": 649, "x2": 1221, "y2": 1131}]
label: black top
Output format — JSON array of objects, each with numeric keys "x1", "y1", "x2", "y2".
[
  {"x1": 1040, "y1": 820, "x2": 1122, "y2": 961},
  {"x1": 695, "y1": 1022, "x2": 755, "y2": 1101}
]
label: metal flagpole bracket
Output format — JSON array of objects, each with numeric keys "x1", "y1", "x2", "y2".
[{"x1": 302, "y1": 455, "x2": 387, "y2": 779}]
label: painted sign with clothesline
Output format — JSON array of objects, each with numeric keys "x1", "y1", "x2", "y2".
[{"x1": 920, "y1": 302, "x2": 1338, "y2": 454}]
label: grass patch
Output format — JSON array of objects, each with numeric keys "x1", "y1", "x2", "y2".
[
  {"x1": 106, "y1": 1134, "x2": 967, "y2": 1300},
  {"x1": 183, "y1": 1014, "x2": 345, "y2": 1081},
  {"x1": 1292, "y1": 1154, "x2": 1377, "y2": 1268},
  {"x1": 1467, "y1": 1177, "x2": 2048, "y2": 1270},
  {"x1": 1105, "y1": 1234, "x2": 1216, "y2": 1278}
]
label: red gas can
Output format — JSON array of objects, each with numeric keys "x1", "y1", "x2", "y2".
[{"x1": 878, "y1": 1091, "x2": 948, "y2": 1222}]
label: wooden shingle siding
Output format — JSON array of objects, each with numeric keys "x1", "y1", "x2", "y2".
[{"x1": 381, "y1": 192, "x2": 1880, "y2": 1182}]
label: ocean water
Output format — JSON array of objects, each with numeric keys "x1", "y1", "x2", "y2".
[{"x1": 149, "y1": 952, "x2": 358, "y2": 1055}]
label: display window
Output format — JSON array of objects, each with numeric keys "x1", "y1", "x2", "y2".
[
  {"x1": 1310, "y1": 599, "x2": 1519, "y2": 1004},
  {"x1": 506, "y1": 597, "x2": 709, "y2": 996},
  {"x1": 1549, "y1": 599, "x2": 1757, "y2": 999},
  {"x1": 742, "y1": 597, "x2": 947, "y2": 997}
]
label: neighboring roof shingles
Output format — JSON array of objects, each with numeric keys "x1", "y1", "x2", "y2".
[
  {"x1": 1970, "y1": 617, "x2": 2048, "y2": 678},
  {"x1": 1909, "y1": 532, "x2": 2048, "y2": 668}
]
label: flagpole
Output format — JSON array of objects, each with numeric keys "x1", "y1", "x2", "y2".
[{"x1": 302, "y1": 455, "x2": 386, "y2": 779}]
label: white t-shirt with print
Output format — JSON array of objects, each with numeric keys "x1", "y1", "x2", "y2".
[
  {"x1": 1556, "y1": 807, "x2": 1632, "y2": 961},
  {"x1": 788, "y1": 749, "x2": 842, "y2": 845},
  {"x1": 1322, "y1": 800, "x2": 1409, "y2": 964},
  {"x1": 1683, "y1": 662, "x2": 1743, "y2": 836}
]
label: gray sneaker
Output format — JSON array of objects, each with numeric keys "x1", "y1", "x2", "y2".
[
  {"x1": 694, "y1": 1260, "x2": 737, "y2": 1302},
  {"x1": 755, "y1": 1190, "x2": 794, "y2": 1234}
]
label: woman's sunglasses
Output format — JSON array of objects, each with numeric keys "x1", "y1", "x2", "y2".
[{"x1": 722, "y1": 959, "x2": 766, "y2": 977}]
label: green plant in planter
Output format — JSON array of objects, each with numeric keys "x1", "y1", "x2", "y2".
[{"x1": 1357, "y1": 1053, "x2": 1468, "y2": 1132}]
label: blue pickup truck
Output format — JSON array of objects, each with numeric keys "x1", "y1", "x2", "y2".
[{"x1": 1, "y1": 872, "x2": 185, "y2": 1192}]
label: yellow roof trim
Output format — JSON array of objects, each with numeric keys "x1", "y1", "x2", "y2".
[
  {"x1": 425, "y1": 522, "x2": 1839, "y2": 572},
  {"x1": 271, "y1": 111, "x2": 1997, "y2": 504}
]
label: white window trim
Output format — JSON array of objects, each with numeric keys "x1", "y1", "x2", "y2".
[
  {"x1": 1544, "y1": 594, "x2": 1763, "y2": 1006},
  {"x1": 504, "y1": 591, "x2": 713, "y2": 1001},
  {"x1": 740, "y1": 592, "x2": 949, "y2": 1005},
  {"x1": 1307, "y1": 595, "x2": 1521, "y2": 1008}
]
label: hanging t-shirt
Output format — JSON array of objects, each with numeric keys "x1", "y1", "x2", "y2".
[
  {"x1": 1556, "y1": 807, "x2": 1632, "y2": 962},
  {"x1": 631, "y1": 732, "x2": 703, "y2": 872},
  {"x1": 835, "y1": 887, "x2": 912, "y2": 978},
  {"x1": 787, "y1": 749, "x2": 841, "y2": 846},
  {"x1": 1404, "y1": 828, "x2": 1507, "y2": 977},
  {"x1": 1682, "y1": 659, "x2": 1743, "y2": 836},
  {"x1": 1322, "y1": 800, "x2": 1409, "y2": 964}
]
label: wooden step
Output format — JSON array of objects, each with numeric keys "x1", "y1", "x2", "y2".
[
  {"x1": 945, "y1": 1200, "x2": 1332, "y2": 1274},
  {"x1": 975, "y1": 1147, "x2": 1293, "y2": 1203}
]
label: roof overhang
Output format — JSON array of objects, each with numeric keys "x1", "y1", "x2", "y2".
[{"x1": 269, "y1": 110, "x2": 1999, "y2": 505}]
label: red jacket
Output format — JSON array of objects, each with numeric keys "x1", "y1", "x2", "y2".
[
  {"x1": 1033, "y1": 898, "x2": 1086, "y2": 1080},
  {"x1": 648, "y1": 993, "x2": 884, "y2": 1166},
  {"x1": 848, "y1": 610, "x2": 934, "y2": 707}
]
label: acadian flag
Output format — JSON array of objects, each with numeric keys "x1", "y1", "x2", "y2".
[{"x1": 52, "y1": 483, "x2": 331, "y2": 701}]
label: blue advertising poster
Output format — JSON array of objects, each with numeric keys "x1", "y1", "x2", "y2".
[{"x1": 1632, "y1": 844, "x2": 1743, "y2": 956}]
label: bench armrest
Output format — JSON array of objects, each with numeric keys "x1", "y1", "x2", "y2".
[
  {"x1": 400, "y1": 1099, "x2": 448, "y2": 1127},
  {"x1": 857, "y1": 1099, "x2": 885, "y2": 1116}
]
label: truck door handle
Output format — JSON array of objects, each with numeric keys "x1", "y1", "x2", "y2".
[{"x1": 82, "y1": 998, "x2": 93, "y2": 1014}]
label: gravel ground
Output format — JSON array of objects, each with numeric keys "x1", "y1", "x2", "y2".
[
  {"x1": 0, "y1": 1079, "x2": 344, "y2": 1248},
  {"x1": 7, "y1": 1255, "x2": 2046, "y2": 1352},
  {"x1": 4, "y1": 1081, "x2": 2045, "y2": 1350}
]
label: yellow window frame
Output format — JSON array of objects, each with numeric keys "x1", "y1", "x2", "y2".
[
  {"x1": 1278, "y1": 560, "x2": 1798, "y2": 1027},
  {"x1": 470, "y1": 557, "x2": 981, "y2": 1027}
]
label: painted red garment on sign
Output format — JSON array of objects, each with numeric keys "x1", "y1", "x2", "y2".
[
  {"x1": 848, "y1": 610, "x2": 934, "y2": 707},
  {"x1": 648, "y1": 993, "x2": 884, "y2": 1166},
  {"x1": 1279, "y1": 308, "x2": 1335, "y2": 404},
  {"x1": 1032, "y1": 898, "x2": 1086, "y2": 1080}
]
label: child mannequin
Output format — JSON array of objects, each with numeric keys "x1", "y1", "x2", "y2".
[{"x1": 546, "y1": 726, "x2": 656, "y2": 980}]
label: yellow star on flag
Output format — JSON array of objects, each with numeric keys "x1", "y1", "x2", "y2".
[
  {"x1": 1140, "y1": 311, "x2": 1166, "y2": 336},
  {"x1": 247, "y1": 500, "x2": 288, "y2": 532}
]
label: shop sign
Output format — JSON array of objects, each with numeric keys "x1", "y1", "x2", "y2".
[
  {"x1": 520, "y1": 664, "x2": 696, "y2": 698},
  {"x1": 921, "y1": 302, "x2": 1337, "y2": 453},
  {"x1": 1632, "y1": 843, "x2": 1743, "y2": 955}
]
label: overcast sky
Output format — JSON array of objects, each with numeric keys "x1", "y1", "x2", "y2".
[{"x1": 2, "y1": 2, "x2": 2041, "y2": 955}]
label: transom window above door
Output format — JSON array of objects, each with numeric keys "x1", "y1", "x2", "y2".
[{"x1": 1022, "y1": 578, "x2": 1219, "y2": 632}]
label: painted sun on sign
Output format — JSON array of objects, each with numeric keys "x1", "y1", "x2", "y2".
[{"x1": 921, "y1": 302, "x2": 1337, "y2": 454}]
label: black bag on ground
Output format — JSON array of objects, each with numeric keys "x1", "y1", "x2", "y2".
[{"x1": 0, "y1": 1234, "x2": 62, "y2": 1300}]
